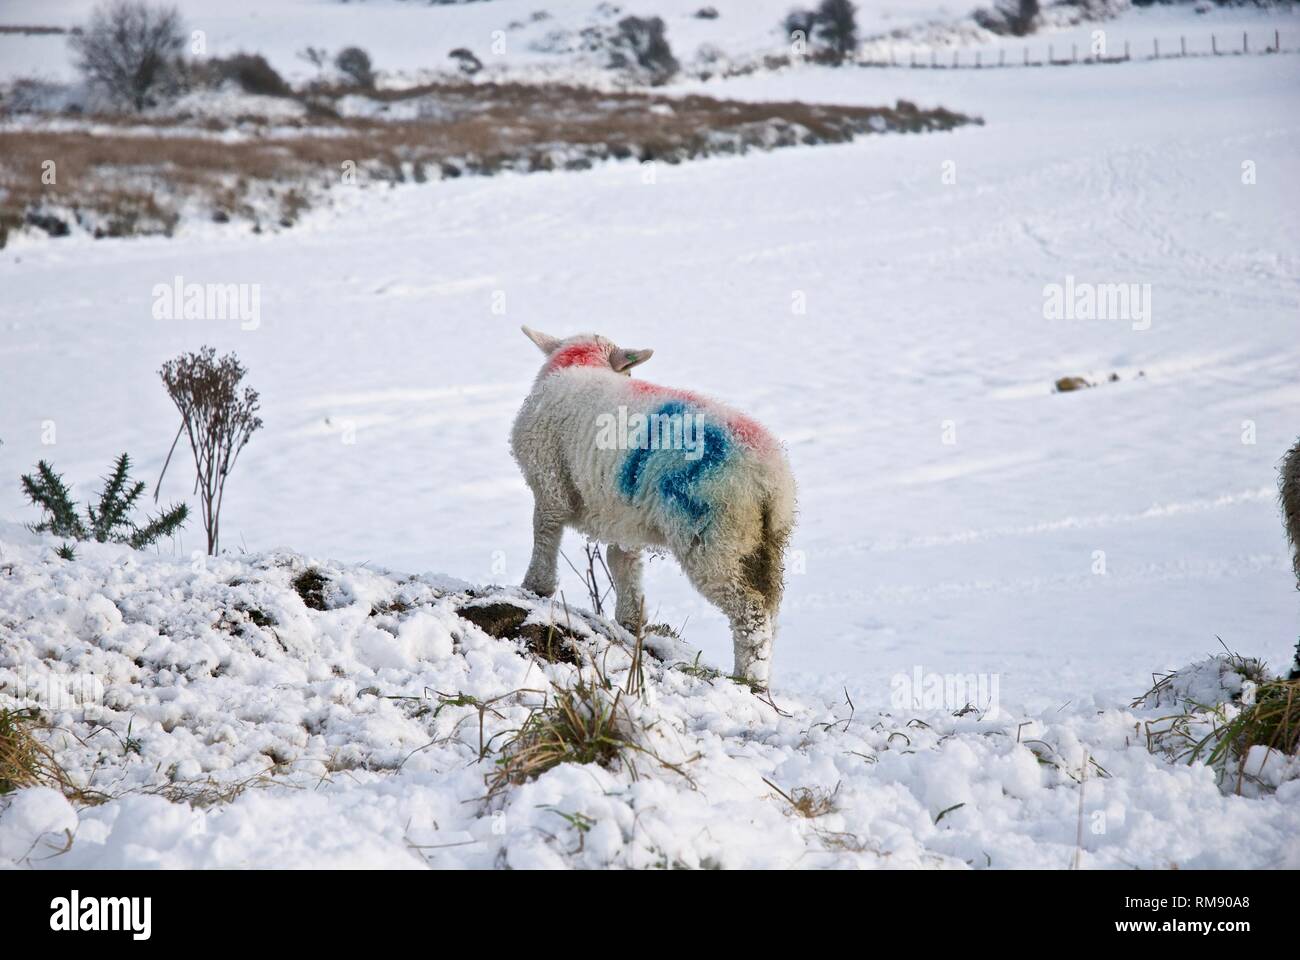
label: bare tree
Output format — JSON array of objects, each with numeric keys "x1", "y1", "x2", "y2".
[
  {"x1": 69, "y1": 0, "x2": 186, "y2": 112},
  {"x1": 814, "y1": 0, "x2": 859, "y2": 63},
  {"x1": 613, "y1": 16, "x2": 679, "y2": 83},
  {"x1": 158, "y1": 347, "x2": 262, "y2": 555},
  {"x1": 783, "y1": 1, "x2": 859, "y2": 64},
  {"x1": 974, "y1": 0, "x2": 1040, "y2": 36},
  {"x1": 334, "y1": 46, "x2": 375, "y2": 88}
]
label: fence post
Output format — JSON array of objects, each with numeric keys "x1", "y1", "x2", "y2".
[
  {"x1": 1024, "y1": 46, "x2": 1029, "y2": 66},
  {"x1": 976, "y1": 50, "x2": 981, "y2": 68},
  {"x1": 1243, "y1": 32, "x2": 1248, "y2": 54},
  {"x1": 931, "y1": 49, "x2": 937, "y2": 68},
  {"x1": 953, "y1": 49, "x2": 959, "y2": 68},
  {"x1": 910, "y1": 50, "x2": 916, "y2": 68},
  {"x1": 890, "y1": 46, "x2": 896, "y2": 66},
  {"x1": 1180, "y1": 36, "x2": 1186, "y2": 57},
  {"x1": 1153, "y1": 37, "x2": 1159, "y2": 59},
  {"x1": 1072, "y1": 43, "x2": 1077, "y2": 63},
  {"x1": 999, "y1": 48, "x2": 1005, "y2": 67},
  {"x1": 1212, "y1": 34, "x2": 1217, "y2": 55},
  {"x1": 1048, "y1": 43, "x2": 1053, "y2": 64},
  {"x1": 1275, "y1": 29, "x2": 1280, "y2": 53},
  {"x1": 1124, "y1": 40, "x2": 1130, "y2": 61}
]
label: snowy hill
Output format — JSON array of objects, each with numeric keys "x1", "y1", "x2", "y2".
[
  {"x1": 1, "y1": 528, "x2": 1295, "y2": 868},
  {"x1": 1, "y1": 0, "x2": 986, "y2": 84},
  {"x1": 1, "y1": 0, "x2": 1294, "y2": 87}
]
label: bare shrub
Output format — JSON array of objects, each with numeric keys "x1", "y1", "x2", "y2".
[
  {"x1": 158, "y1": 347, "x2": 262, "y2": 555},
  {"x1": 612, "y1": 16, "x2": 679, "y2": 83},
  {"x1": 69, "y1": 0, "x2": 186, "y2": 112},
  {"x1": 974, "y1": 0, "x2": 1041, "y2": 36},
  {"x1": 202, "y1": 53, "x2": 291, "y2": 97},
  {"x1": 814, "y1": 0, "x2": 858, "y2": 62},
  {"x1": 448, "y1": 48, "x2": 483, "y2": 76},
  {"x1": 784, "y1": 7, "x2": 818, "y2": 41},
  {"x1": 785, "y1": 0, "x2": 859, "y2": 63},
  {"x1": 335, "y1": 46, "x2": 375, "y2": 88}
]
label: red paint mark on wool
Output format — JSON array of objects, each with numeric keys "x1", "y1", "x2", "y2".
[
  {"x1": 725, "y1": 413, "x2": 774, "y2": 451},
  {"x1": 549, "y1": 343, "x2": 608, "y2": 369},
  {"x1": 627, "y1": 380, "x2": 703, "y2": 404}
]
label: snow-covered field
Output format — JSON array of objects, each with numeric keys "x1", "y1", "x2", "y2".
[{"x1": 1, "y1": 1, "x2": 1298, "y2": 868}]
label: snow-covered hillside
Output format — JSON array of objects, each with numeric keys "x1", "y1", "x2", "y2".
[
  {"x1": 1, "y1": 0, "x2": 1293, "y2": 86},
  {"x1": 2, "y1": 0, "x2": 986, "y2": 84},
  {"x1": 1, "y1": 527, "x2": 1295, "y2": 868},
  {"x1": 1, "y1": 0, "x2": 1298, "y2": 868}
]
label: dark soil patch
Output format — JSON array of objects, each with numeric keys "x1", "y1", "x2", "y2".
[
  {"x1": 457, "y1": 601, "x2": 582, "y2": 665},
  {"x1": 292, "y1": 568, "x2": 331, "y2": 611}
]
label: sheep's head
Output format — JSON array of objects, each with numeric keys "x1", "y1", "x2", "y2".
[{"x1": 521, "y1": 325, "x2": 653, "y2": 376}]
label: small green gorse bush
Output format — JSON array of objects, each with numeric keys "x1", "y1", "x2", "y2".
[{"x1": 21, "y1": 452, "x2": 188, "y2": 556}]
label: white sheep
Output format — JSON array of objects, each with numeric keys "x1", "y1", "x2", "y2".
[{"x1": 510, "y1": 326, "x2": 796, "y2": 687}]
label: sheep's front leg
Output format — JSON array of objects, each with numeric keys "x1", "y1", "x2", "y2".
[
  {"x1": 605, "y1": 543, "x2": 644, "y2": 632},
  {"x1": 522, "y1": 504, "x2": 565, "y2": 597}
]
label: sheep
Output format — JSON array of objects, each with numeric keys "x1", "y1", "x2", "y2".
[
  {"x1": 510, "y1": 326, "x2": 796, "y2": 687},
  {"x1": 1280, "y1": 437, "x2": 1300, "y2": 679}
]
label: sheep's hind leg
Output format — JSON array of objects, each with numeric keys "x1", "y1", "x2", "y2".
[
  {"x1": 605, "y1": 543, "x2": 645, "y2": 632},
  {"x1": 727, "y1": 594, "x2": 774, "y2": 690},
  {"x1": 682, "y1": 556, "x2": 774, "y2": 689}
]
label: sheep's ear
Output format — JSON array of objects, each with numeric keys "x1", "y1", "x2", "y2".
[
  {"x1": 521, "y1": 325, "x2": 562, "y2": 355},
  {"x1": 611, "y1": 346, "x2": 653, "y2": 372}
]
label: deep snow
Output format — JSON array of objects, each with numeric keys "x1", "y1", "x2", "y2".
[{"x1": 1, "y1": 1, "x2": 1299, "y2": 868}]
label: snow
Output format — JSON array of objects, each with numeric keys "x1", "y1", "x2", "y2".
[
  {"x1": 2, "y1": 1, "x2": 1299, "y2": 868},
  {"x1": 1, "y1": 528, "x2": 1296, "y2": 868}
]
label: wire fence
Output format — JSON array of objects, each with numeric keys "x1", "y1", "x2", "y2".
[{"x1": 861, "y1": 28, "x2": 1293, "y2": 69}]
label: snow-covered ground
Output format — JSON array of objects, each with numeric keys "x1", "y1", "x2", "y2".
[
  {"x1": 1, "y1": 1, "x2": 1299, "y2": 868},
  {"x1": 1, "y1": 525, "x2": 1296, "y2": 869}
]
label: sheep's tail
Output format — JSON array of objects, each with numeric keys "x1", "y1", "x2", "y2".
[
  {"x1": 1281, "y1": 438, "x2": 1300, "y2": 679},
  {"x1": 745, "y1": 477, "x2": 796, "y2": 618},
  {"x1": 1282, "y1": 438, "x2": 1300, "y2": 586}
]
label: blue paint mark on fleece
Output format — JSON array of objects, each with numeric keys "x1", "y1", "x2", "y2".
[{"x1": 617, "y1": 402, "x2": 731, "y2": 524}]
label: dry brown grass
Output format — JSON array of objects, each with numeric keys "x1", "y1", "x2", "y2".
[
  {"x1": 488, "y1": 676, "x2": 636, "y2": 795},
  {"x1": 763, "y1": 777, "x2": 840, "y2": 818},
  {"x1": 1190, "y1": 679, "x2": 1300, "y2": 782},
  {"x1": 487, "y1": 669, "x2": 692, "y2": 796},
  {"x1": 1, "y1": 82, "x2": 978, "y2": 244},
  {"x1": 0, "y1": 707, "x2": 108, "y2": 805}
]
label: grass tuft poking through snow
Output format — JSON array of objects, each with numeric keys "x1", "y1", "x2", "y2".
[
  {"x1": 1135, "y1": 646, "x2": 1299, "y2": 796},
  {"x1": 0, "y1": 707, "x2": 105, "y2": 807},
  {"x1": 489, "y1": 672, "x2": 686, "y2": 796}
]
